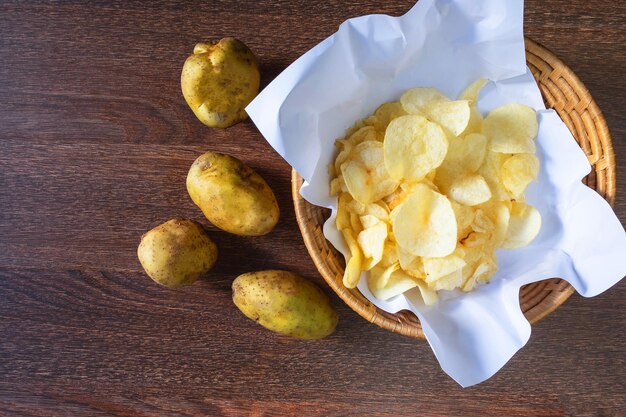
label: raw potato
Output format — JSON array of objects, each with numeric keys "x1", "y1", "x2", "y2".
[
  {"x1": 181, "y1": 38, "x2": 260, "y2": 128},
  {"x1": 137, "y1": 219, "x2": 217, "y2": 288},
  {"x1": 232, "y1": 270, "x2": 338, "y2": 340},
  {"x1": 187, "y1": 152, "x2": 279, "y2": 236}
]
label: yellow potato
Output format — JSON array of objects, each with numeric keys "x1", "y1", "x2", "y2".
[
  {"x1": 181, "y1": 38, "x2": 260, "y2": 128},
  {"x1": 187, "y1": 152, "x2": 279, "y2": 236},
  {"x1": 483, "y1": 103, "x2": 538, "y2": 153},
  {"x1": 501, "y1": 153, "x2": 540, "y2": 197},
  {"x1": 393, "y1": 183, "x2": 457, "y2": 257},
  {"x1": 341, "y1": 141, "x2": 399, "y2": 204},
  {"x1": 137, "y1": 219, "x2": 217, "y2": 288},
  {"x1": 232, "y1": 270, "x2": 338, "y2": 340},
  {"x1": 401, "y1": 87, "x2": 449, "y2": 114},
  {"x1": 384, "y1": 115, "x2": 448, "y2": 181}
]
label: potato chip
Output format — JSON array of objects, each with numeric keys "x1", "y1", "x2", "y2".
[
  {"x1": 400, "y1": 87, "x2": 448, "y2": 114},
  {"x1": 384, "y1": 115, "x2": 448, "y2": 181},
  {"x1": 396, "y1": 245, "x2": 421, "y2": 272},
  {"x1": 501, "y1": 153, "x2": 539, "y2": 197},
  {"x1": 429, "y1": 268, "x2": 464, "y2": 291},
  {"x1": 415, "y1": 280, "x2": 439, "y2": 306},
  {"x1": 336, "y1": 193, "x2": 352, "y2": 230},
  {"x1": 369, "y1": 269, "x2": 418, "y2": 301},
  {"x1": 477, "y1": 150, "x2": 509, "y2": 200},
  {"x1": 478, "y1": 200, "x2": 511, "y2": 247},
  {"x1": 458, "y1": 78, "x2": 487, "y2": 103},
  {"x1": 359, "y1": 220, "x2": 387, "y2": 270},
  {"x1": 483, "y1": 103, "x2": 538, "y2": 154},
  {"x1": 369, "y1": 262, "x2": 400, "y2": 289},
  {"x1": 330, "y1": 177, "x2": 343, "y2": 196},
  {"x1": 450, "y1": 200, "x2": 475, "y2": 240},
  {"x1": 367, "y1": 102, "x2": 407, "y2": 132},
  {"x1": 462, "y1": 256, "x2": 498, "y2": 291},
  {"x1": 423, "y1": 251, "x2": 466, "y2": 283},
  {"x1": 341, "y1": 141, "x2": 399, "y2": 204},
  {"x1": 341, "y1": 228, "x2": 363, "y2": 288},
  {"x1": 348, "y1": 126, "x2": 381, "y2": 146},
  {"x1": 445, "y1": 133, "x2": 486, "y2": 170},
  {"x1": 350, "y1": 212, "x2": 362, "y2": 234},
  {"x1": 424, "y1": 100, "x2": 472, "y2": 136},
  {"x1": 448, "y1": 173, "x2": 492, "y2": 206},
  {"x1": 502, "y1": 202, "x2": 541, "y2": 249},
  {"x1": 472, "y1": 208, "x2": 495, "y2": 233},
  {"x1": 393, "y1": 183, "x2": 457, "y2": 257},
  {"x1": 364, "y1": 202, "x2": 390, "y2": 221},
  {"x1": 359, "y1": 214, "x2": 381, "y2": 230},
  {"x1": 380, "y1": 241, "x2": 399, "y2": 267},
  {"x1": 460, "y1": 231, "x2": 489, "y2": 247}
]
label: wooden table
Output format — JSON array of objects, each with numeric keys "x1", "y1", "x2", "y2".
[{"x1": 1, "y1": 1, "x2": 624, "y2": 415}]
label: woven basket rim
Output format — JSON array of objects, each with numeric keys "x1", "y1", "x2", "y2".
[{"x1": 291, "y1": 36, "x2": 616, "y2": 339}]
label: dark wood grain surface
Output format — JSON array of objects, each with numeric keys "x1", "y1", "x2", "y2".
[{"x1": 1, "y1": 1, "x2": 624, "y2": 416}]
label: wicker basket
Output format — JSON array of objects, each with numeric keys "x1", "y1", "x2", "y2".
[{"x1": 291, "y1": 37, "x2": 616, "y2": 339}]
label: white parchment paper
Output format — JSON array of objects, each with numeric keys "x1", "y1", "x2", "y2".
[{"x1": 246, "y1": 0, "x2": 626, "y2": 387}]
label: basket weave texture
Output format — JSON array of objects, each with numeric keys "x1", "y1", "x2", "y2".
[{"x1": 291, "y1": 38, "x2": 616, "y2": 339}]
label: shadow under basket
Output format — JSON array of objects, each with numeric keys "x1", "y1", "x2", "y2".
[{"x1": 291, "y1": 37, "x2": 616, "y2": 339}]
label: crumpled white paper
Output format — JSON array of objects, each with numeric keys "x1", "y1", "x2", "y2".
[{"x1": 247, "y1": 0, "x2": 626, "y2": 387}]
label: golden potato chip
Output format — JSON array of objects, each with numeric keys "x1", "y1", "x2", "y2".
[
  {"x1": 342, "y1": 228, "x2": 363, "y2": 288},
  {"x1": 478, "y1": 200, "x2": 511, "y2": 247},
  {"x1": 384, "y1": 115, "x2": 448, "y2": 181},
  {"x1": 501, "y1": 153, "x2": 539, "y2": 197},
  {"x1": 350, "y1": 212, "x2": 363, "y2": 234},
  {"x1": 396, "y1": 245, "x2": 422, "y2": 272},
  {"x1": 364, "y1": 202, "x2": 390, "y2": 221},
  {"x1": 462, "y1": 256, "x2": 498, "y2": 291},
  {"x1": 424, "y1": 100, "x2": 472, "y2": 136},
  {"x1": 472, "y1": 208, "x2": 495, "y2": 233},
  {"x1": 447, "y1": 173, "x2": 492, "y2": 206},
  {"x1": 440, "y1": 133, "x2": 487, "y2": 176},
  {"x1": 330, "y1": 177, "x2": 343, "y2": 196},
  {"x1": 460, "y1": 231, "x2": 489, "y2": 247},
  {"x1": 458, "y1": 78, "x2": 487, "y2": 103},
  {"x1": 366, "y1": 102, "x2": 407, "y2": 132},
  {"x1": 400, "y1": 87, "x2": 449, "y2": 114},
  {"x1": 429, "y1": 268, "x2": 463, "y2": 291},
  {"x1": 358, "y1": 221, "x2": 388, "y2": 270},
  {"x1": 450, "y1": 200, "x2": 475, "y2": 240},
  {"x1": 483, "y1": 103, "x2": 538, "y2": 154},
  {"x1": 341, "y1": 141, "x2": 399, "y2": 204},
  {"x1": 348, "y1": 126, "x2": 381, "y2": 146},
  {"x1": 477, "y1": 150, "x2": 509, "y2": 200},
  {"x1": 359, "y1": 214, "x2": 381, "y2": 230},
  {"x1": 393, "y1": 183, "x2": 457, "y2": 257},
  {"x1": 423, "y1": 251, "x2": 466, "y2": 283},
  {"x1": 336, "y1": 193, "x2": 352, "y2": 230},
  {"x1": 415, "y1": 280, "x2": 439, "y2": 306},
  {"x1": 369, "y1": 262, "x2": 400, "y2": 289},
  {"x1": 369, "y1": 269, "x2": 418, "y2": 301},
  {"x1": 380, "y1": 241, "x2": 399, "y2": 267},
  {"x1": 502, "y1": 202, "x2": 541, "y2": 249}
]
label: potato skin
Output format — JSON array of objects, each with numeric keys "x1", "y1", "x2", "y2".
[
  {"x1": 232, "y1": 270, "x2": 338, "y2": 340},
  {"x1": 137, "y1": 219, "x2": 217, "y2": 288},
  {"x1": 186, "y1": 152, "x2": 279, "y2": 236},
  {"x1": 181, "y1": 37, "x2": 260, "y2": 128}
]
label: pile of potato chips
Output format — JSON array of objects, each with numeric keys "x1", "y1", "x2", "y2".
[{"x1": 330, "y1": 80, "x2": 542, "y2": 305}]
